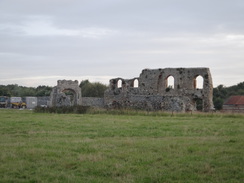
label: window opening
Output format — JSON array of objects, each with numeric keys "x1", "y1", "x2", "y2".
[
  {"x1": 117, "y1": 79, "x2": 122, "y2": 88},
  {"x1": 133, "y1": 79, "x2": 139, "y2": 88},
  {"x1": 194, "y1": 75, "x2": 204, "y2": 89}
]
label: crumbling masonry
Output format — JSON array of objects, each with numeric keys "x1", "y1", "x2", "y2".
[
  {"x1": 50, "y1": 68, "x2": 214, "y2": 112},
  {"x1": 104, "y1": 68, "x2": 214, "y2": 112},
  {"x1": 50, "y1": 80, "x2": 82, "y2": 107}
]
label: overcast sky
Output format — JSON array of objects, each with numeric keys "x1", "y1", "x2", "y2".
[{"x1": 0, "y1": 0, "x2": 244, "y2": 87}]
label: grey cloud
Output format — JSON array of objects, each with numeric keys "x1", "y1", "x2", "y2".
[{"x1": 0, "y1": 0, "x2": 244, "y2": 87}]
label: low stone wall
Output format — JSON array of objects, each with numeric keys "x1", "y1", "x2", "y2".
[
  {"x1": 37, "y1": 96, "x2": 50, "y2": 107},
  {"x1": 105, "y1": 94, "x2": 194, "y2": 112},
  {"x1": 82, "y1": 97, "x2": 104, "y2": 108}
]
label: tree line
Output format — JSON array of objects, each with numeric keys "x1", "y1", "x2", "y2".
[
  {"x1": 0, "y1": 81, "x2": 243, "y2": 110},
  {"x1": 0, "y1": 85, "x2": 53, "y2": 97},
  {"x1": 0, "y1": 80, "x2": 108, "y2": 98}
]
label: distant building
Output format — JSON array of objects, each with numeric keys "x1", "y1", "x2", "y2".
[{"x1": 223, "y1": 96, "x2": 244, "y2": 113}]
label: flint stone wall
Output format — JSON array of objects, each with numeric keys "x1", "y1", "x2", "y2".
[
  {"x1": 82, "y1": 97, "x2": 104, "y2": 108},
  {"x1": 37, "y1": 96, "x2": 50, "y2": 106},
  {"x1": 106, "y1": 95, "x2": 193, "y2": 112},
  {"x1": 104, "y1": 68, "x2": 214, "y2": 112}
]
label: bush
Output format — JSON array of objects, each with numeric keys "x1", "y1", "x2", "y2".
[{"x1": 34, "y1": 105, "x2": 90, "y2": 114}]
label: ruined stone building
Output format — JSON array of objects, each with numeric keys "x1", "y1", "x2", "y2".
[
  {"x1": 50, "y1": 80, "x2": 82, "y2": 107},
  {"x1": 104, "y1": 68, "x2": 214, "y2": 112},
  {"x1": 49, "y1": 68, "x2": 214, "y2": 112}
]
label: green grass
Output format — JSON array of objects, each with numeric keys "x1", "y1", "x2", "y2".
[{"x1": 0, "y1": 109, "x2": 243, "y2": 183}]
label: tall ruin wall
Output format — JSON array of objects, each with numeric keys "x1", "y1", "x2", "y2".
[{"x1": 104, "y1": 68, "x2": 214, "y2": 112}]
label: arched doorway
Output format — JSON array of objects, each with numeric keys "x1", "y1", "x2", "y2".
[{"x1": 62, "y1": 89, "x2": 76, "y2": 106}]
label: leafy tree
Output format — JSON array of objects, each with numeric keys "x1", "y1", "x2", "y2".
[
  {"x1": 79, "y1": 80, "x2": 90, "y2": 89},
  {"x1": 213, "y1": 97, "x2": 224, "y2": 110},
  {"x1": 213, "y1": 81, "x2": 244, "y2": 110},
  {"x1": 0, "y1": 86, "x2": 11, "y2": 96},
  {"x1": 79, "y1": 80, "x2": 108, "y2": 97},
  {"x1": 0, "y1": 84, "x2": 52, "y2": 97},
  {"x1": 36, "y1": 85, "x2": 53, "y2": 96}
]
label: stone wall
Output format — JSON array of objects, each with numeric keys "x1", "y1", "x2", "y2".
[
  {"x1": 82, "y1": 97, "x2": 104, "y2": 108},
  {"x1": 37, "y1": 96, "x2": 50, "y2": 107},
  {"x1": 104, "y1": 68, "x2": 214, "y2": 112}
]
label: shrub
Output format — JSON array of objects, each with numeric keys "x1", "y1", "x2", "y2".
[{"x1": 34, "y1": 105, "x2": 90, "y2": 114}]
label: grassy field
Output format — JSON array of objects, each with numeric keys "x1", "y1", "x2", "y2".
[{"x1": 0, "y1": 109, "x2": 243, "y2": 183}]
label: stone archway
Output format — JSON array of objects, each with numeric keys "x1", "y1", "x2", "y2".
[{"x1": 50, "y1": 80, "x2": 82, "y2": 107}]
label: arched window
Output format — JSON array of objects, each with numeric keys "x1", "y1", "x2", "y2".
[
  {"x1": 194, "y1": 75, "x2": 204, "y2": 89},
  {"x1": 117, "y1": 79, "x2": 122, "y2": 88},
  {"x1": 166, "y1": 75, "x2": 174, "y2": 89},
  {"x1": 133, "y1": 79, "x2": 139, "y2": 88}
]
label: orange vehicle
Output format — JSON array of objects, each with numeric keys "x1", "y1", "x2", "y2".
[{"x1": 10, "y1": 97, "x2": 27, "y2": 108}]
